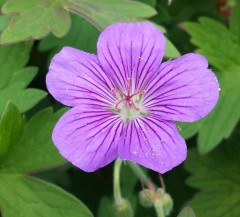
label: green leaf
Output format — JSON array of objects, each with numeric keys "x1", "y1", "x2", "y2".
[
  {"x1": 7, "y1": 67, "x2": 38, "y2": 88},
  {"x1": 0, "y1": 14, "x2": 11, "y2": 33},
  {"x1": 0, "y1": 107, "x2": 68, "y2": 173},
  {"x1": 0, "y1": 0, "x2": 156, "y2": 44},
  {"x1": 197, "y1": 66, "x2": 240, "y2": 153},
  {"x1": 165, "y1": 38, "x2": 180, "y2": 58},
  {"x1": 0, "y1": 0, "x2": 71, "y2": 44},
  {"x1": 39, "y1": 13, "x2": 100, "y2": 55},
  {"x1": 184, "y1": 143, "x2": 240, "y2": 217},
  {"x1": 177, "y1": 121, "x2": 201, "y2": 140},
  {"x1": 185, "y1": 17, "x2": 240, "y2": 70},
  {"x1": 0, "y1": 107, "x2": 93, "y2": 217},
  {"x1": 97, "y1": 197, "x2": 115, "y2": 217},
  {"x1": 0, "y1": 0, "x2": 6, "y2": 7},
  {"x1": 136, "y1": 0, "x2": 156, "y2": 7},
  {"x1": 0, "y1": 174, "x2": 93, "y2": 217},
  {"x1": 177, "y1": 206, "x2": 196, "y2": 217},
  {"x1": 183, "y1": 5, "x2": 240, "y2": 153},
  {"x1": 0, "y1": 42, "x2": 31, "y2": 89},
  {"x1": 0, "y1": 43, "x2": 47, "y2": 114},
  {"x1": 66, "y1": 0, "x2": 156, "y2": 31},
  {"x1": 0, "y1": 102, "x2": 23, "y2": 156},
  {"x1": 0, "y1": 86, "x2": 47, "y2": 114},
  {"x1": 230, "y1": 3, "x2": 240, "y2": 44}
]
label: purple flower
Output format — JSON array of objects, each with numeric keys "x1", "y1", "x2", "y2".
[{"x1": 46, "y1": 22, "x2": 219, "y2": 173}]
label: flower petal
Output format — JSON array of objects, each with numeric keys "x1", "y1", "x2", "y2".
[
  {"x1": 97, "y1": 22, "x2": 165, "y2": 92},
  {"x1": 143, "y1": 53, "x2": 219, "y2": 122},
  {"x1": 52, "y1": 106, "x2": 124, "y2": 172},
  {"x1": 118, "y1": 116, "x2": 186, "y2": 173},
  {"x1": 46, "y1": 46, "x2": 115, "y2": 108}
]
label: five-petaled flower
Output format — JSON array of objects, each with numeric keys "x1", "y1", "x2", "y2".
[{"x1": 46, "y1": 22, "x2": 219, "y2": 173}]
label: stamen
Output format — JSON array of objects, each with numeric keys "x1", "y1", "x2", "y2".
[
  {"x1": 111, "y1": 88, "x2": 127, "y2": 98},
  {"x1": 127, "y1": 77, "x2": 131, "y2": 96},
  {"x1": 115, "y1": 98, "x2": 126, "y2": 110},
  {"x1": 129, "y1": 90, "x2": 145, "y2": 99},
  {"x1": 113, "y1": 78, "x2": 145, "y2": 112}
]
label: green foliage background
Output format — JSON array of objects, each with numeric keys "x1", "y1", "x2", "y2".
[{"x1": 0, "y1": 0, "x2": 239, "y2": 217}]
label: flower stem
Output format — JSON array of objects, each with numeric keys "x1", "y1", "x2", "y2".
[
  {"x1": 128, "y1": 161, "x2": 148, "y2": 185},
  {"x1": 154, "y1": 199, "x2": 165, "y2": 217},
  {"x1": 114, "y1": 158, "x2": 123, "y2": 205}
]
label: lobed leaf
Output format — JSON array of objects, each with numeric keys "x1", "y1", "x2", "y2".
[
  {"x1": 0, "y1": 0, "x2": 71, "y2": 44},
  {"x1": 182, "y1": 4, "x2": 240, "y2": 153},
  {"x1": 0, "y1": 107, "x2": 67, "y2": 173},
  {"x1": 0, "y1": 102, "x2": 23, "y2": 156},
  {"x1": 0, "y1": 43, "x2": 47, "y2": 114},
  {"x1": 0, "y1": 0, "x2": 156, "y2": 44},
  {"x1": 184, "y1": 143, "x2": 240, "y2": 217},
  {"x1": 0, "y1": 106, "x2": 93, "y2": 217},
  {"x1": 39, "y1": 13, "x2": 100, "y2": 57}
]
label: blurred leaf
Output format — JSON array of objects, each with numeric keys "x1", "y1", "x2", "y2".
[
  {"x1": 0, "y1": 102, "x2": 23, "y2": 156},
  {"x1": 177, "y1": 121, "x2": 201, "y2": 140},
  {"x1": 183, "y1": 4, "x2": 240, "y2": 153},
  {"x1": 0, "y1": 0, "x2": 156, "y2": 44},
  {"x1": 97, "y1": 196, "x2": 115, "y2": 217},
  {"x1": 230, "y1": 3, "x2": 240, "y2": 44},
  {"x1": 0, "y1": 0, "x2": 6, "y2": 6},
  {"x1": 136, "y1": 0, "x2": 156, "y2": 7},
  {"x1": 165, "y1": 38, "x2": 180, "y2": 58},
  {"x1": 66, "y1": 0, "x2": 156, "y2": 30},
  {"x1": 0, "y1": 14, "x2": 11, "y2": 33},
  {"x1": 0, "y1": 43, "x2": 47, "y2": 114},
  {"x1": 177, "y1": 206, "x2": 196, "y2": 217},
  {"x1": 0, "y1": 107, "x2": 68, "y2": 173},
  {"x1": 0, "y1": 174, "x2": 93, "y2": 217},
  {"x1": 39, "y1": 13, "x2": 100, "y2": 56},
  {"x1": 184, "y1": 143, "x2": 240, "y2": 217},
  {"x1": 0, "y1": 0, "x2": 71, "y2": 44}
]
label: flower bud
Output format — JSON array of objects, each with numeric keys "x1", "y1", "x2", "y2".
[
  {"x1": 114, "y1": 199, "x2": 133, "y2": 217},
  {"x1": 157, "y1": 188, "x2": 173, "y2": 216},
  {"x1": 139, "y1": 189, "x2": 154, "y2": 208}
]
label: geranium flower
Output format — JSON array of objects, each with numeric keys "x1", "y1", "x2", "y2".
[{"x1": 46, "y1": 22, "x2": 219, "y2": 173}]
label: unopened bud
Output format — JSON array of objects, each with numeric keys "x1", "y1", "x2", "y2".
[
  {"x1": 157, "y1": 188, "x2": 173, "y2": 216},
  {"x1": 139, "y1": 189, "x2": 154, "y2": 208},
  {"x1": 114, "y1": 199, "x2": 133, "y2": 217}
]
